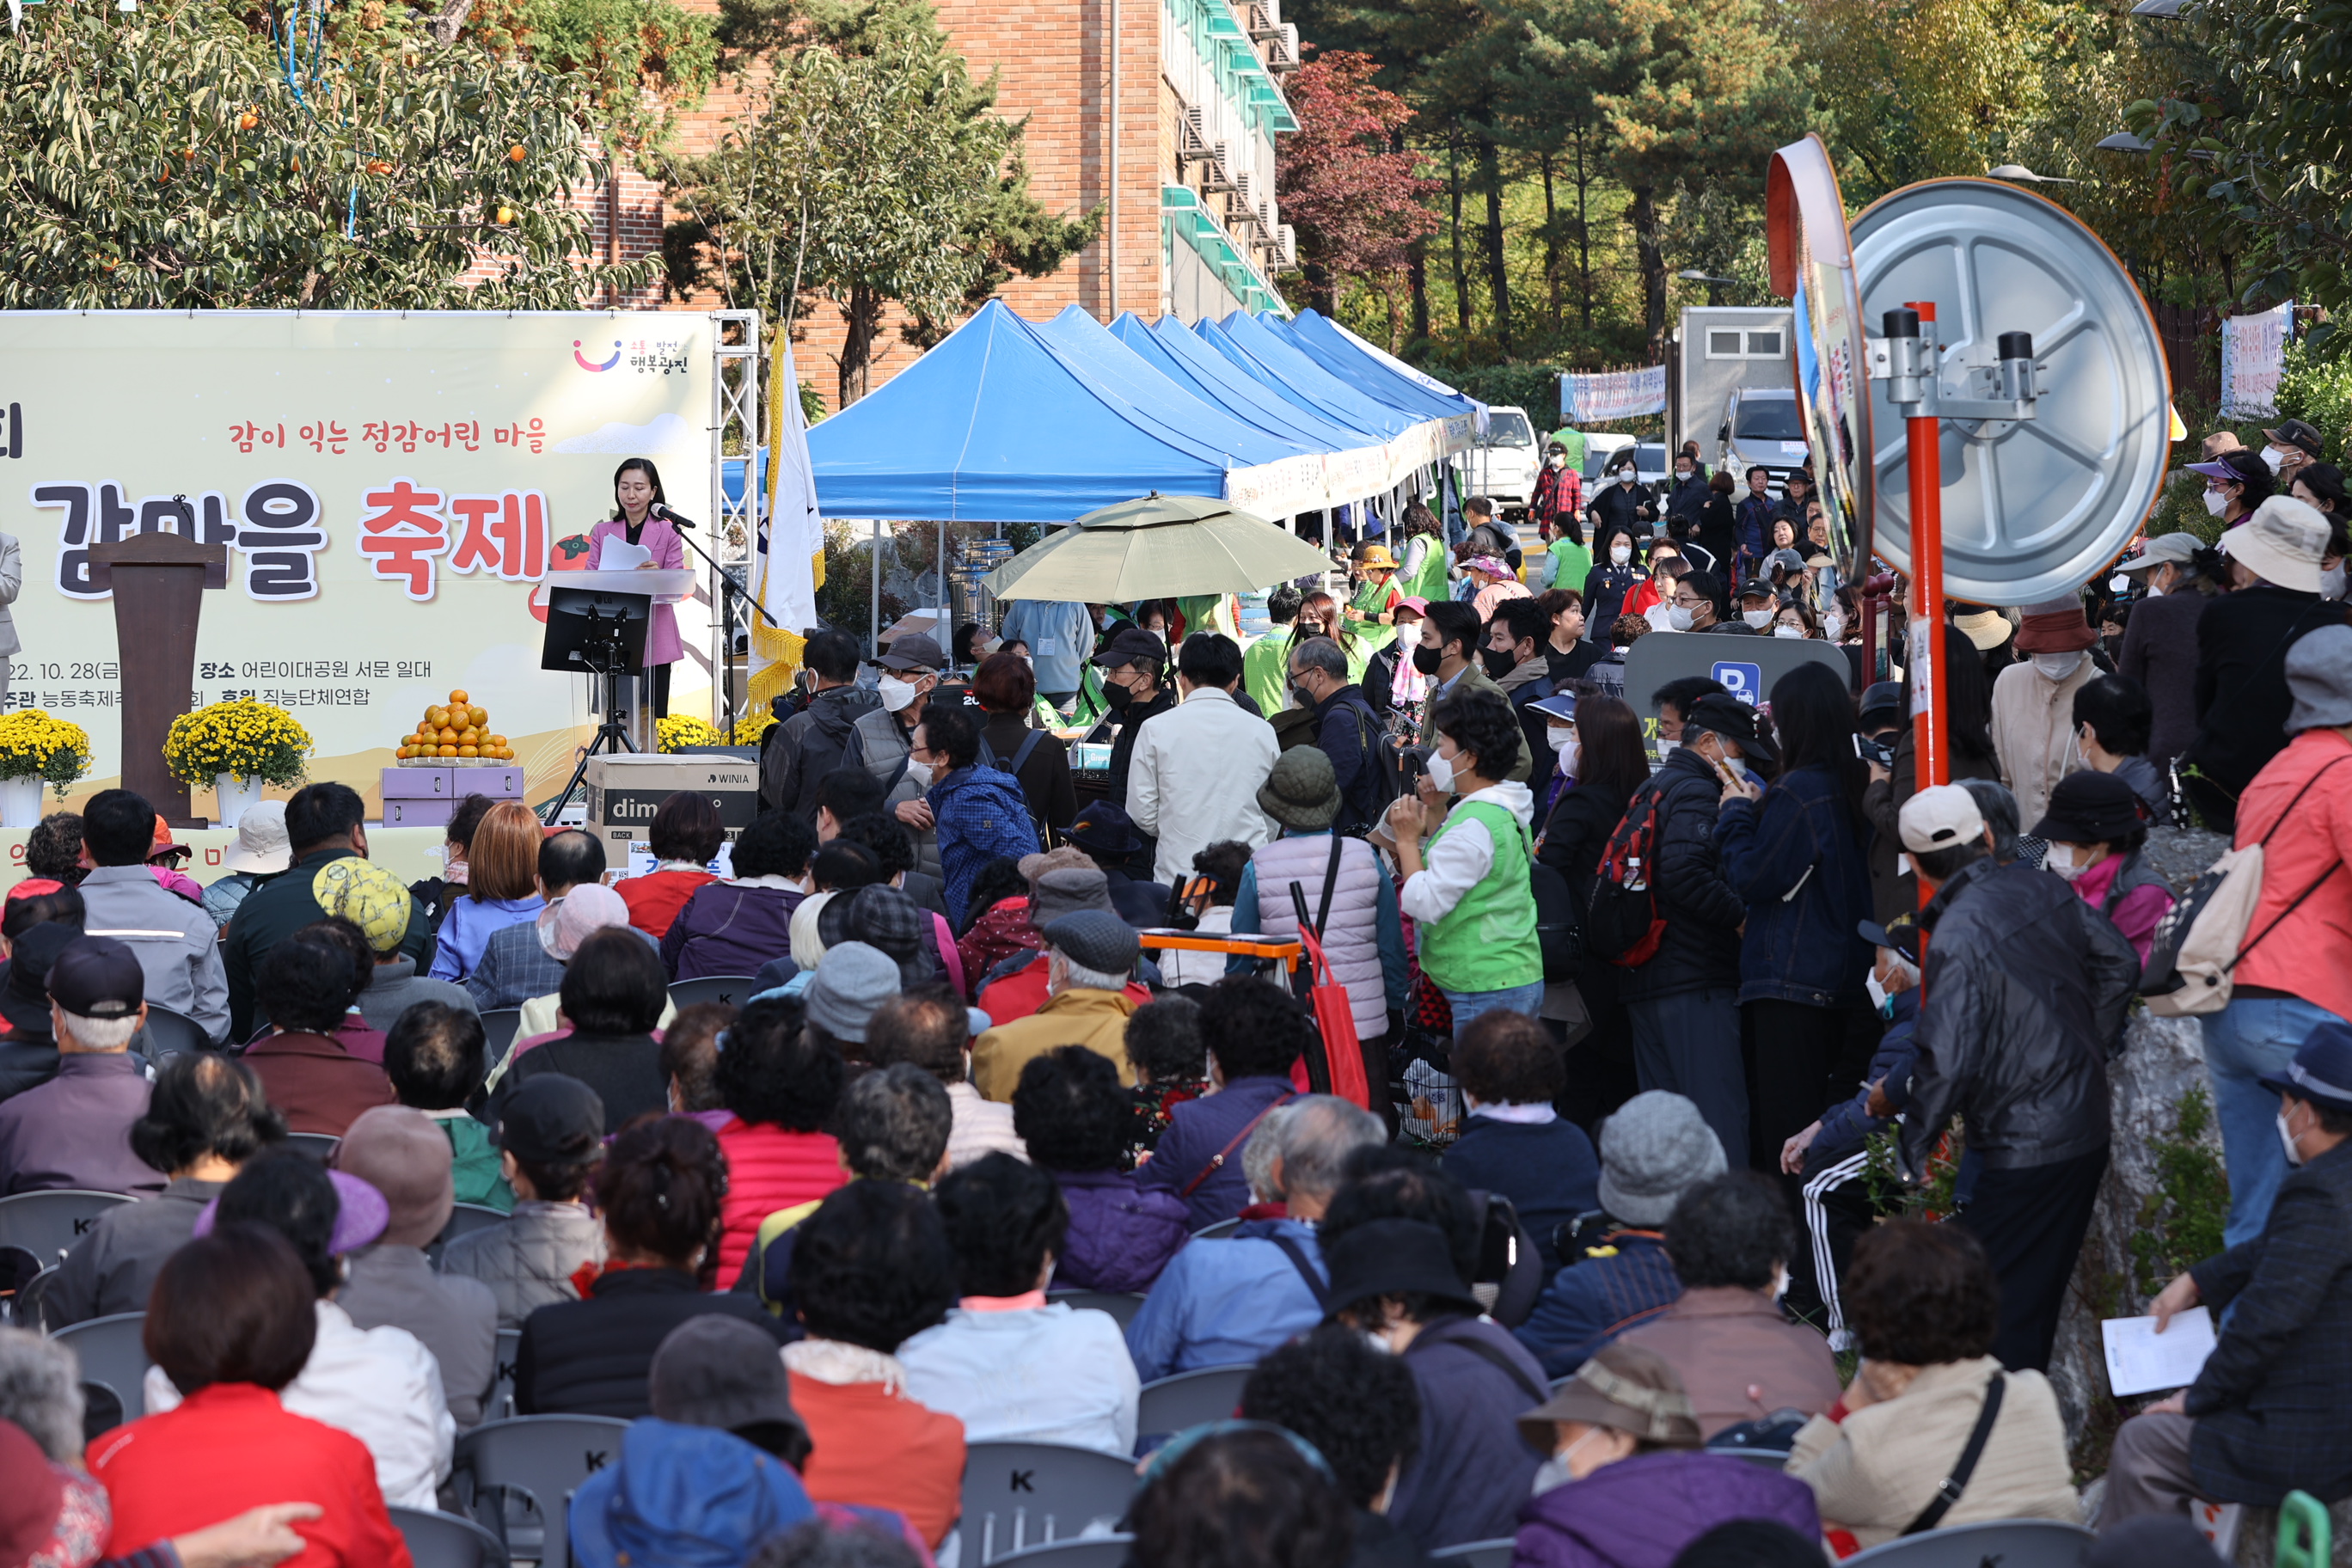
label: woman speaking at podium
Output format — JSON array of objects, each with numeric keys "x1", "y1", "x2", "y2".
[{"x1": 588, "y1": 457, "x2": 686, "y2": 719}]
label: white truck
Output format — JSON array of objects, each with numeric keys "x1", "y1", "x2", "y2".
[
  {"x1": 1452, "y1": 405, "x2": 1540, "y2": 517},
  {"x1": 1671, "y1": 307, "x2": 1807, "y2": 496}
]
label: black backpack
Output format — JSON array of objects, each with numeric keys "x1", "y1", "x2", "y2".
[
  {"x1": 1339, "y1": 699, "x2": 1412, "y2": 834},
  {"x1": 1584, "y1": 784, "x2": 1669, "y2": 967},
  {"x1": 977, "y1": 727, "x2": 1055, "y2": 848}
]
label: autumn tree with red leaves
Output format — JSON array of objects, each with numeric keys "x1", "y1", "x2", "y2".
[{"x1": 1275, "y1": 50, "x2": 1439, "y2": 342}]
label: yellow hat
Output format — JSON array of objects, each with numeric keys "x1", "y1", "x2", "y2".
[
  {"x1": 1357, "y1": 544, "x2": 1399, "y2": 571},
  {"x1": 312, "y1": 857, "x2": 413, "y2": 953}
]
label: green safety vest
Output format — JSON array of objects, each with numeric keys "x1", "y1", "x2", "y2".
[
  {"x1": 1400, "y1": 535, "x2": 1449, "y2": 603},
  {"x1": 1349, "y1": 576, "x2": 1400, "y2": 652},
  {"x1": 1415, "y1": 800, "x2": 1542, "y2": 994}
]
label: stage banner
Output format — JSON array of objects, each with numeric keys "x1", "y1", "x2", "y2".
[
  {"x1": 0, "y1": 311, "x2": 721, "y2": 815},
  {"x1": 1560, "y1": 366, "x2": 1668, "y2": 423}
]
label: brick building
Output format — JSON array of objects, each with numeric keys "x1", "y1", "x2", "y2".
[{"x1": 542, "y1": 0, "x2": 1301, "y2": 410}]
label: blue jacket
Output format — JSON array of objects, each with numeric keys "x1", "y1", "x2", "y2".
[
  {"x1": 427, "y1": 893, "x2": 544, "y2": 983},
  {"x1": 1136, "y1": 1075, "x2": 1295, "y2": 1229},
  {"x1": 1124, "y1": 1217, "x2": 1327, "y2": 1381},
  {"x1": 1442, "y1": 1115, "x2": 1600, "y2": 1278},
  {"x1": 570, "y1": 1419, "x2": 814, "y2": 1568},
  {"x1": 1392, "y1": 1314, "x2": 1550, "y2": 1549},
  {"x1": 1513, "y1": 1229, "x2": 1682, "y2": 1378},
  {"x1": 1809, "y1": 989, "x2": 1919, "y2": 1172},
  {"x1": 1052, "y1": 1167, "x2": 1192, "y2": 1293},
  {"x1": 927, "y1": 763, "x2": 1043, "y2": 926},
  {"x1": 1713, "y1": 763, "x2": 1873, "y2": 1007},
  {"x1": 1732, "y1": 495, "x2": 1775, "y2": 579}
]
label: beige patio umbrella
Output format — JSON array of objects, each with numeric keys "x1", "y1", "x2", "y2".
[{"x1": 983, "y1": 493, "x2": 1335, "y2": 602}]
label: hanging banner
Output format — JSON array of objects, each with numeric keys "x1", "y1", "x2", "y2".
[
  {"x1": 0, "y1": 311, "x2": 721, "y2": 814},
  {"x1": 1560, "y1": 366, "x2": 1668, "y2": 424},
  {"x1": 1767, "y1": 134, "x2": 1874, "y2": 574},
  {"x1": 2220, "y1": 301, "x2": 2294, "y2": 420}
]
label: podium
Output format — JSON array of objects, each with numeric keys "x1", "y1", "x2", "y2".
[
  {"x1": 556, "y1": 569, "x2": 695, "y2": 749},
  {"x1": 90, "y1": 533, "x2": 229, "y2": 827}
]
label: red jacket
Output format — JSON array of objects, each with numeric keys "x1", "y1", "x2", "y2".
[
  {"x1": 620, "y1": 868, "x2": 719, "y2": 940},
  {"x1": 2233, "y1": 726, "x2": 2352, "y2": 1020},
  {"x1": 957, "y1": 897, "x2": 1040, "y2": 999},
  {"x1": 715, "y1": 1117, "x2": 848, "y2": 1285},
  {"x1": 89, "y1": 1382, "x2": 412, "y2": 1567},
  {"x1": 789, "y1": 1372, "x2": 965, "y2": 1547},
  {"x1": 242, "y1": 1032, "x2": 396, "y2": 1136}
]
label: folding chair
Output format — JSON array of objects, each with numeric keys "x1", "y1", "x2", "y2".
[
  {"x1": 1841, "y1": 1519, "x2": 2095, "y2": 1568},
  {"x1": 1135, "y1": 1364, "x2": 1253, "y2": 1448},
  {"x1": 1188, "y1": 1218, "x2": 1241, "y2": 1241},
  {"x1": 486, "y1": 1329, "x2": 522, "y2": 1424},
  {"x1": 1430, "y1": 1540, "x2": 1516, "y2": 1568},
  {"x1": 989, "y1": 1537, "x2": 1136, "y2": 1568},
  {"x1": 0, "y1": 1190, "x2": 134, "y2": 1268},
  {"x1": 959, "y1": 1442, "x2": 1139, "y2": 1566},
  {"x1": 284, "y1": 1132, "x2": 341, "y2": 1162},
  {"x1": 667, "y1": 976, "x2": 762, "y2": 1011},
  {"x1": 389, "y1": 1506, "x2": 512, "y2": 1568},
  {"x1": 55, "y1": 1312, "x2": 151, "y2": 1421},
  {"x1": 431, "y1": 1203, "x2": 510, "y2": 1265},
  {"x1": 133, "y1": 1002, "x2": 214, "y2": 1063},
  {"x1": 1044, "y1": 1290, "x2": 1148, "y2": 1331},
  {"x1": 453, "y1": 1414, "x2": 630, "y2": 1568}
]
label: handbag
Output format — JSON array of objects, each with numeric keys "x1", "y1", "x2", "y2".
[{"x1": 1289, "y1": 835, "x2": 1370, "y2": 1110}]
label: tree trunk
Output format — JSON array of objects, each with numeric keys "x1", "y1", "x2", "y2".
[
  {"x1": 1573, "y1": 126, "x2": 1595, "y2": 333},
  {"x1": 1540, "y1": 150, "x2": 1560, "y2": 332},
  {"x1": 1632, "y1": 183, "x2": 1666, "y2": 364},
  {"x1": 1304, "y1": 260, "x2": 1336, "y2": 316},
  {"x1": 1397, "y1": 125, "x2": 1430, "y2": 345},
  {"x1": 1478, "y1": 137, "x2": 1511, "y2": 352},
  {"x1": 1446, "y1": 132, "x2": 1470, "y2": 337},
  {"x1": 839, "y1": 284, "x2": 881, "y2": 408}
]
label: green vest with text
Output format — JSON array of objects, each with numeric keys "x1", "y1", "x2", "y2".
[{"x1": 1416, "y1": 800, "x2": 1542, "y2": 994}]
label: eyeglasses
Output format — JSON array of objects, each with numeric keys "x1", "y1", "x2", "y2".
[{"x1": 1672, "y1": 591, "x2": 1706, "y2": 609}]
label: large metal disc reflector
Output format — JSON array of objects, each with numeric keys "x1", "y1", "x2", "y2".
[{"x1": 1853, "y1": 179, "x2": 2170, "y2": 605}]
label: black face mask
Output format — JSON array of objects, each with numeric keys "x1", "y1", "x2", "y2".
[
  {"x1": 1412, "y1": 644, "x2": 1445, "y2": 676},
  {"x1": 1479, "y1": 646, "x2": 1518, "y2": 678},
  {"x1": 1103, "y1": 683, "x2": 1134, "y2": 712},
  {"x1": 1291, "y1": 683, "x2": 1319, "y2": 710}
]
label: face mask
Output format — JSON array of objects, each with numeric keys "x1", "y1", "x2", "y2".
[
  {"x1": 2325, "y1": 563, "x2": 2348, "y2": 600},
  {"x1": 1773, "y1": 623, "x2": 1805, "y2": 639},
  {"x1": 1291, "y1": 683, "x2": 1318, "y2": 710},
  {"x1": 903, "y1": 759, "x2": 935, "y2": 788},
  {"x1": 1618, "y1": 473, "x2": 1635, "y2": 487},
  {"x1": 1480, "y1": 646, "x2": 1519, "y2": 678},
  {"x1": 1771, "y1": 1264, "x2": 1790, "y2": 1303},
  {"x1": 1823, "y1": 613, "x2": 1845, "y2": 640},
  {"x1": 2045, "y1": 843, "x2": 2087, "y2": 882},
  {"x1": 1718, "y1": 750, "x2": 1748, "y2": 777},
  {"x1": 2203, "y1": 488, "x2": 2230, "y2": 518},
  {"x1": 1743, "y1": 609, "x2": 1774, "y2": 628},
  {"x1": 1865, "y1": 971, "x2": 1891, "y2": 1016},
  {"x1": 1548, "y1": 455, "x2": 1565, "y2": 469},
  {"x1": 877, "y1": 675, "x2": 920, "y2": 713},
  {"x1": 1667, "y1": 606, "x2": 1695, "y2": 632},
  {"x1": 1425, "y1": 749, "x2": 1456, "y2": 793},
  {"x1": 1412, "y1": 643, "x2": 1445, "y2": 675},
  {"x1": 2263, "y1": 445, "x2": 2288, "y2": 475},
  {"x1": 2032, "y1": 651, "x2": 2085, "y2": 682},
  {"x1": 1103, "y1": 683, "x2": 1134, "y2": 712},
  {"x1": 1532, "y1": 1455, "x2": 1577, "y2": 1497},
  {"x1": 2280, "y1": 1110, "x2": 2309, "y2": 1167},
  {"x1": 1609, "y1": 543, "x2": 1632, "y2": 565},
  {"x1": 1553, "y1": 736, "x2": 1581, "y2": 777}
]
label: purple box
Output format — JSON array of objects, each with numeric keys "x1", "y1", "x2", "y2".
[
  {"x1": 382, "y1": 765, "x2": 526, "y2": 804},
  {"x1": 384, "y1": 796, "x2": 456, "y2": 828}
]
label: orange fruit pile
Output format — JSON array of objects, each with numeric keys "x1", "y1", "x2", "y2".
[{"x1": 395, "y1": 688, "x2": 515, "y2": 761}]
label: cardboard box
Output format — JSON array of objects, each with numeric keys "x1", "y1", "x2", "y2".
[
  {"x1": 584, "y1": 754, "x2": 761, "y2": 860},
  {"x1": 385, "y1": 796, "x2": 456, "y2": 828},
  {"x1": 382, "y1": 766, "x2": 527, "y2": 803}
]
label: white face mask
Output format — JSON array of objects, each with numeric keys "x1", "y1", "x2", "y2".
[
  {"x1": 2203, "y1": 488, "x2": 2231, "y2": 518},
  {"x1": 2044, "y1": 842, "x2": 2088, "y2": 882},
  {"x1": 1773, "y1": 623, "x2": 1805, "y2": 639},
  {"x1": 1667, "y1": 605, "x2": 1696, "y2": 632},
  {"x1": 1549, "y1": 730, "x2": 1577, "y2": 769},
  {"x1": 2032, "y1": 651, "x2": 2085, "y2": 682},
  {"x1": 1425, "y1": 748, "x2": 1456, "y2": 793},
  {"x1": 878, "y1": 675, "x2": 922, "y2": 713},
  {"x1": 1743, "y1": 609, "x2": 1774, "y2": 628},
  {"x1": 1720, "y1": 751, "x2": 1748, "y2": 777},
  {"x1": 2325, "y1": 563, "x2": 2348, "y2": 600},
  {"x1": 1823, "y1": 613, "x2": 1845, "y2": 640},
  {"x1": 2280, "y1": 1110, "x2": 2311, "y2": 1167},
  {"x1": 2263, "y1": 445, "x2": 2289, "y2": 475},
  {"x1": 1865, "y1": 971, "x2": 1890, "y2": 1015},
  {"x1": 1656, "y1": 737, "x2": 1679, "y2": 760},
  {"x1": 1609, "y1": 542, "x2": 1632, "y2": 565},
  {"x1": 1618, "y1": 473, "x2": 1636, "y2": 487}
]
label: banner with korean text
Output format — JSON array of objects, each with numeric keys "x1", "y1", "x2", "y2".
[
  {"x1": 1560, "y1": 365, "x2": 1669, "y2": 424},
  {"x1": 0, "y1": 311, "x2": 720, "y2": 814}
]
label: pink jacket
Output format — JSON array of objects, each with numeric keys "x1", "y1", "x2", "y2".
[
  {"x1": 586, "y1": 515, "x2": 687, "y2": 666},
  {"x1": 2233, "y1": 727, "x2": 2352, "y2": 1020}
]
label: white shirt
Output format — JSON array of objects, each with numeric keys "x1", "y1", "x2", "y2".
[
  {"x1": 147, "y1": 1299, "x2": 453, "y2": 1510},
  {"x1": 1399, "y1": 781, "x2": 1535, "y2": 926},
  {"x1": 1127, "y1": 684, "x2": 1279, "y2": 886},
  {"x1": 946, "y1": 1081, "x2": 1028, "y2": 1169},
  {"x1": 899, "y1": 1302, "x2": 1140, "y2": 1457}
]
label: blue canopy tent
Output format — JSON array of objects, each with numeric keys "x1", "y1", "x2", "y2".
[
  {"x1": 1033, "y1": 306, "x2": 1320, "y2": 467},
  {"x1": 1191, "y1": 315, "x2": 1423, "y2": 440},
  {"x1": 1112, "y1": 313, "x2": 1379, "y2": 454},
  {"x1": 1286, "y1": 309, "x2": 1487, "y2": 432},
  {"x1": 1271, "y1": 310, "x2": 1484, "y2": 429}
]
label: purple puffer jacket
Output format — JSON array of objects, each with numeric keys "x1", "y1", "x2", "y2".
[
  {"x1": 1050, "y1": 1168, "x2": 1191, "y2": 1294},
  {"x1": 1512, "y1": 1450, "x2": 1821, "y2": 1568},
  {"x1": 660, "y1": 884, "x2": 805, "y2": 982}
]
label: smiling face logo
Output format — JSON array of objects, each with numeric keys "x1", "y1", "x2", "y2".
[{"x1": 573, "y1": 340, "x2": 622, "y2": 372}]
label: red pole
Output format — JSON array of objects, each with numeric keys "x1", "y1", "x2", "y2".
[{"x1": 1905, "y1": 301, "x2": 1946, "y2": 796}]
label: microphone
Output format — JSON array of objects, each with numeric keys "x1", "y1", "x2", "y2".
[{"x1": 652, "y1": 504, "x2": 697, "y2": 529}]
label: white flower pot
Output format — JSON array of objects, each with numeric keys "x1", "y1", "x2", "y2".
[
  {"x1": 0, "y1": 776, "x2": 42, "y2": 829},
  {"x1": 215, "y1": 774, "x2": 266, "y2": 829}
]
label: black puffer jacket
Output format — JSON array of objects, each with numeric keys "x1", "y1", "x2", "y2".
[
  {"x1": 1618, "y1": 746, "x2": 1745, "y2": 1003},
  {"x1": 1900, "y1": 855, "x2": 2139, "y2": 1175}
]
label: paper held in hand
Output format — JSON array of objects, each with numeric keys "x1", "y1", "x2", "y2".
[
  {"x1": 597, "y1": 536, "x2": 655, "y2": 572},
  {"x1": 2103, "y1": 1307, "x2": 2218, "y2": 1397}
]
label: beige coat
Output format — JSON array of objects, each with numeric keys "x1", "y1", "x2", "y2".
[
  {"x1": 1989, "y1": 658, "x2": 2096, "y2": 830},
  {"x1": 1786, "y1": 1356, "x2": 2081, "y2": 1547},
  {"x1": 971, "y1": 987, "x2": 1138, "y2": 1102},
  {"x1": 1616, "y1": 1285, "x2": 1845, "y2": 1438}
]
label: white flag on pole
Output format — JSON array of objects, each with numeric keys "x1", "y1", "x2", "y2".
[{"x1": 755, "y1": 336, "x2": 822, "y2": 660}]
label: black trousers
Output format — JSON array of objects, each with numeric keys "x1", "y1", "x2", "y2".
[
  {"x1": 1555, "y1": 970, "x2": 1639, "y2": 1142},
  {"x1": 1957, "y1": 1143, "x2": 2109, "y2": 1372},
  {"x1": 1745, "y1": 998, "x2": 1850, "y2": 1181}
]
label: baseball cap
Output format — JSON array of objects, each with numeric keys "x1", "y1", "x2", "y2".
[
  {"x1": 1856, "y1": 912, "x2": 1923, "y2": 965},
  {"x1": 1897, "y1": 783, "x2": 1986, "y2": 854},
  {"x1": 0, "y1": 922, "x2": 77, "y2": 1035},
  {"x1": 311, "y1": 857, "x2": 412, "y2": 953},
  {"x1": 147, "y1": 818, "x2": 191, "y2": 865},
  {"x1": 1858, "y1": 681, "x2": 1904, "y2": 729},
  {"x1": 1090, "y1": 626, "x2": 1168, "y2": 670},
  {"x1": 495, "y1": 1073, "x2": 607, "y2": 1162},
  {"x1": 1681, "y1": 693, "x2": 1778, "y2": 763},
  {"x1": 2187, "y1": 450, "x2": 2269, "y2": 485},
  {"x1": 2265, "y1": 419, "x2": 2324, "y2": 458},
  {"x1": 46, "y1": 934, "x2": 143, "y2": 1020},
  {"x1": 879, "y1": 633, "x2": 945, "y2": 672}
]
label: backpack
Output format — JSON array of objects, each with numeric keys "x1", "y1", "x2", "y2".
[
  {"x1": 1341, "y1": 699, "x2": 1412, "y2": 834},
  {"x1": 1585, "y1": 783, "x2": 1669, "y2": 967},
  {"x1": 2142, "y1": 756, "x2": 2352, "y2": 1015},
  {"x1": 977, "y1": 727, "x2": 1053, "y2": 848}
]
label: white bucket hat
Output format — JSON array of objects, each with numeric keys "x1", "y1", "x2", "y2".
[{"x1": 2224, "y1": 496, "x2": 2329, "y2": 594}]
